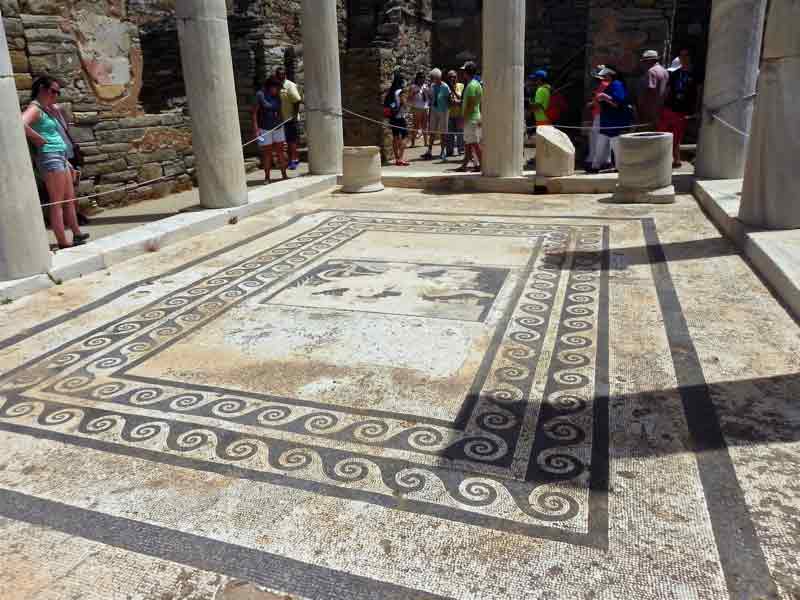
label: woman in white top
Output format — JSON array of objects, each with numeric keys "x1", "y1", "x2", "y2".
[{"x1": 408, "y1": 71, "x2": 429, "y2": 148}]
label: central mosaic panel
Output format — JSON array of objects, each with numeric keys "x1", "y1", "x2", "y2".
[
  {"x1": 264, "y1": 259, "x2": 509, "y2": 322},
  {"x1": 0, "y1": 213, "x2": 609, "y2": 545}
]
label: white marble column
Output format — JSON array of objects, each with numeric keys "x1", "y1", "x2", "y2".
[
  {"x1": 482, "y1": 0, "x2": 526, "y2": 178},
  {"x1": 739, "y1": 0, "x2": 800, "y2": 229},
  {"x1": 695, "y1": 0, "x2": 767, "y2": 179},
  {"x1": 0, "y1": 8, "x2": 51, "y2": 281},
  {"x1": 301, "y1": 0, "x2": 344, "y2": 175},
  {"x1": 176, "y1": 0, "x2": 247, "y2": 209}
]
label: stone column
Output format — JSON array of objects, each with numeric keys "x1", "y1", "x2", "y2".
[
  {"x1": 176, "y1": 0, "x2": 247, "y2": 209},
  {"x1": 739, "y1": 0, "x2": 800, "y2": 229},
  {"x1": 0, "y1": 8, "x2": 51, "y2": 281},
  {"x1": 695, "y1": 0, "x2": 768, "y2": 179},
  {"x1": 301, "y1": 0, "x2": 344, "y2": 175},
  {"x1": 481, "y1": 0, "x2": 525, "y2": 178}
]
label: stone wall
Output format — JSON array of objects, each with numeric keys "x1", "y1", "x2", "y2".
[
  {"x1": 342, "y1": 0, "x2": 433, "y2": 162},
  {"x1": 2, "y1": 0, "x2": 347, "y2": 208}
]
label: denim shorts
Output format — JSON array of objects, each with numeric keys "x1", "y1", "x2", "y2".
[{"x1": 36, "y1": 152, "x2": 69, "y2": 174}]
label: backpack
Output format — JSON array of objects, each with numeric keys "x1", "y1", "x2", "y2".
[
  {"x1": 546, "y1": 89, "x2": 568, "y2": 124},
  {"x1": 383, "y1": 92, "x2": 398, "y2": 119}
]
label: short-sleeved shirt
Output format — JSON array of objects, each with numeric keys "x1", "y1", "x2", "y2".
[
  {"x1": 430, "y1": 82, "x2": 451, "y2": 113},
  {"x1": 665, "y1": 68, "x2": 699, "y2": 114},
  {"x1": 533, "y1": 84, "x2": 552, "y2": 124},
  {"x1": 462, "y1": 78, "x2": 482, "y2": 123},
  {"x1": 409, "y1": 84, "x2": 428, "y2": 109},
  {"x1": 256, "y1": 90, "x2": 282, "y2": 130},
  {"x1": 449, "y1": 82, "x2": 464, "y2": 117},
  {"x1": 280, "y1": 80, "x2": 302, "y2": 121}
]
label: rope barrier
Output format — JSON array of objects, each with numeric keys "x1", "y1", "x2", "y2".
[
  {"x1": 41, "y1": 118, "x2": 294, "y2": 209},
  {"x1": 42, "y1": 102, "x2": 712, "y2": 211},
  {"x1": 711, "y1": 113, "x2": 750, "y2": 138}
]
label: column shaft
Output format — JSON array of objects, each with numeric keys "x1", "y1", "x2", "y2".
[
  {"x1": 0, "y1": 8, "x2": 51, "y2": 281},
  {"x1": 739, "y1": 0, "x2": 800, "y2": 229},
  {"x1": 695, "y1": 0, "x2": 767, "y2": 179},
  {"x1": 301, "y1": 0, "x2": 344, "y2": 175},
  {"x1": 176, "y1": 0, "x2": 247, "y2": 209},
  {"x1": 482, "y1": 0, "x2": 526, "y2": 178}
]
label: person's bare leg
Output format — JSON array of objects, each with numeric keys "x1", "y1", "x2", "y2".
[
  {"x1": 276, "y1": 144, "x2": 288, "y2": 179},
  {"x1": 264, "y1": 146, "x2": 273, "y2": 183},
  {"x1": 260, "y1": 147, "x2": 270, "y2": 182},
  {"x1": 398, "y1": 136, "x2": 407, "y2": 163},
  {"x1": 63, "y1": 171, "x2": 82, "y2": 236},
  {"x1": 45, "y1": 171, "x2": 69, "y2": 247},
  {"x1": 459, "y1": 145, "x2": 473, "y2": 170},
  {"x1": 473, "y1": 144, "x2": 483, "y2": 169}
]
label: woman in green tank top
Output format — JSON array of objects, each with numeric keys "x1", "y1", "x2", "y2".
[{"x1": 23, "y1": 76, "x2": 87, "y2": 249}]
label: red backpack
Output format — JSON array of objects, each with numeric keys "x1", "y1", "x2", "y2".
[{"x1": 546, "y1": 89, "x2": 568, "y2": 124}]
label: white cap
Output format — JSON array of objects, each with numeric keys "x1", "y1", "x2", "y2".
[{"x1": 641, "y1": 50, "x2": 660, "y2": 61}]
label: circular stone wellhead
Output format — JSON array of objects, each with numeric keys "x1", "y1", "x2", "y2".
[
  {"x1": 341, "y1": 146, "x2": 385, "y2": 193},
  {"x1": 615, "y1": 132, "x2": 674, "y2": 190}
]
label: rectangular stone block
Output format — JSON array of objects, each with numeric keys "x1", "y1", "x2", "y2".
[
  {"x1": 29, "y1": 53, "x2": 78, "y2": 73},
  {"x1": 80, "y1": 158, "x2": 128, "y2": 178},
  {"x1": 95, "y1": 128, "x2": 146, "y2": 144},
  {"x1": 97, "y1": 143, "x2": 131, "y2": 154},
  {"x1": 138, "y1": 163, "x2": 163, "y2": 181},
  {"x1": 159, "y1": 113, "x2": 185, "y2": 126},
  {"x1": 125, "y1": 149, "x2": 178, "y2": 166},
  {"x1": 8, "y1": 49, "x2": 27, "y2": 72},
  {"x1": 100, "y1": 169, "x2": 138, "y2": 184},
  {"x1": 3, "y1": 17, "x2": 24, "y2": 36},
  {"x1": 0, "y1": 1, "x2": 21, "y2": 17},
  {"x1": 20, "y1": 15, "x2": 61, "y2": 28},
  {"x1": 13, "y1": 72, "x2": 31, "y2": 90},
  {"x1": 163, "y1": 162, "x2": 185, "y2": 177},
  {"x1": 73, "y1": 112, "x2": 99, "y2": 125},
  {"x1": 24, "y1": 28, "x2": 72, "y2": 42},
  {"x1": 93, "y1": 121, "x2": 119, "y2": 132},
  {"x1": 26, "y1": 41, "x2": 76, "y2": 55},
  {"x1": 68, "y1": 126, "x2": 96, "y2": 143},
  {"x1": 117, "y1": 115, "x2": 164, "y2": 129}
]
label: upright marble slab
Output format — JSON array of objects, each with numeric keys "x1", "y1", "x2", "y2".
[
  {"x1": 481, "y1": 0, "x2": 526, "y2": 178},
  {"x1": 695, "y1": 0, "x2": 767, "y2": 180},
  {"x1": 739, "y1": 0, "x2": 800, "y2": 229},
  {"x1": 0, "y1": 6, "x2": 52, "y2": 280},
  {"x1": 536, "y1": 126, "x2": 575, "y2": 177}
]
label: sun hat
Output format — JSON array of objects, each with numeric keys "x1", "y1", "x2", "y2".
[{"x1": 641, "y1": 50, "x2": 660, "y2": 61}]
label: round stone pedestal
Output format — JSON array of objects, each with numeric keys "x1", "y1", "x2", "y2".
[
  {"x1": 612, "y1": 132, "x2": 675, "y2": 204},
  {"x1": 341, "y1": 147, "x2": 384, "y2": 193}
]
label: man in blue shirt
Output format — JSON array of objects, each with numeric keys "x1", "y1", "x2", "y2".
[{"x1": 252, "y1": 79, "x2": 288, "y2": 184}]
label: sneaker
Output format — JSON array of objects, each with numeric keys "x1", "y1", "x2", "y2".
[
  {"x1": 439, "y1": 151, "x2": 447, "y2": 161},
  {"x1": 421, "y1": 152, "x2": 433, "y2": 160},
  {"x1": 73, "y1": 232, "x2": 90, "y2": 245},
  {"x1": 288, "y1": 160, "x2": 299, "y2": 170}
]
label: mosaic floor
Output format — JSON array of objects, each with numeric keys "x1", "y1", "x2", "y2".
[{"x1": 0, "y1": 189, "x2": 798, "y2": 600}]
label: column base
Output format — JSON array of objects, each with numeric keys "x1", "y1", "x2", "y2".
[{"x1": 610, "y1": 185, "x2": 676, "y2": 205}]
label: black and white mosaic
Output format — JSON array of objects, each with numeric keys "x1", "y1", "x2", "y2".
[{"x1": 0, "y1": 213, "x2": 609, "y2": 544}]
